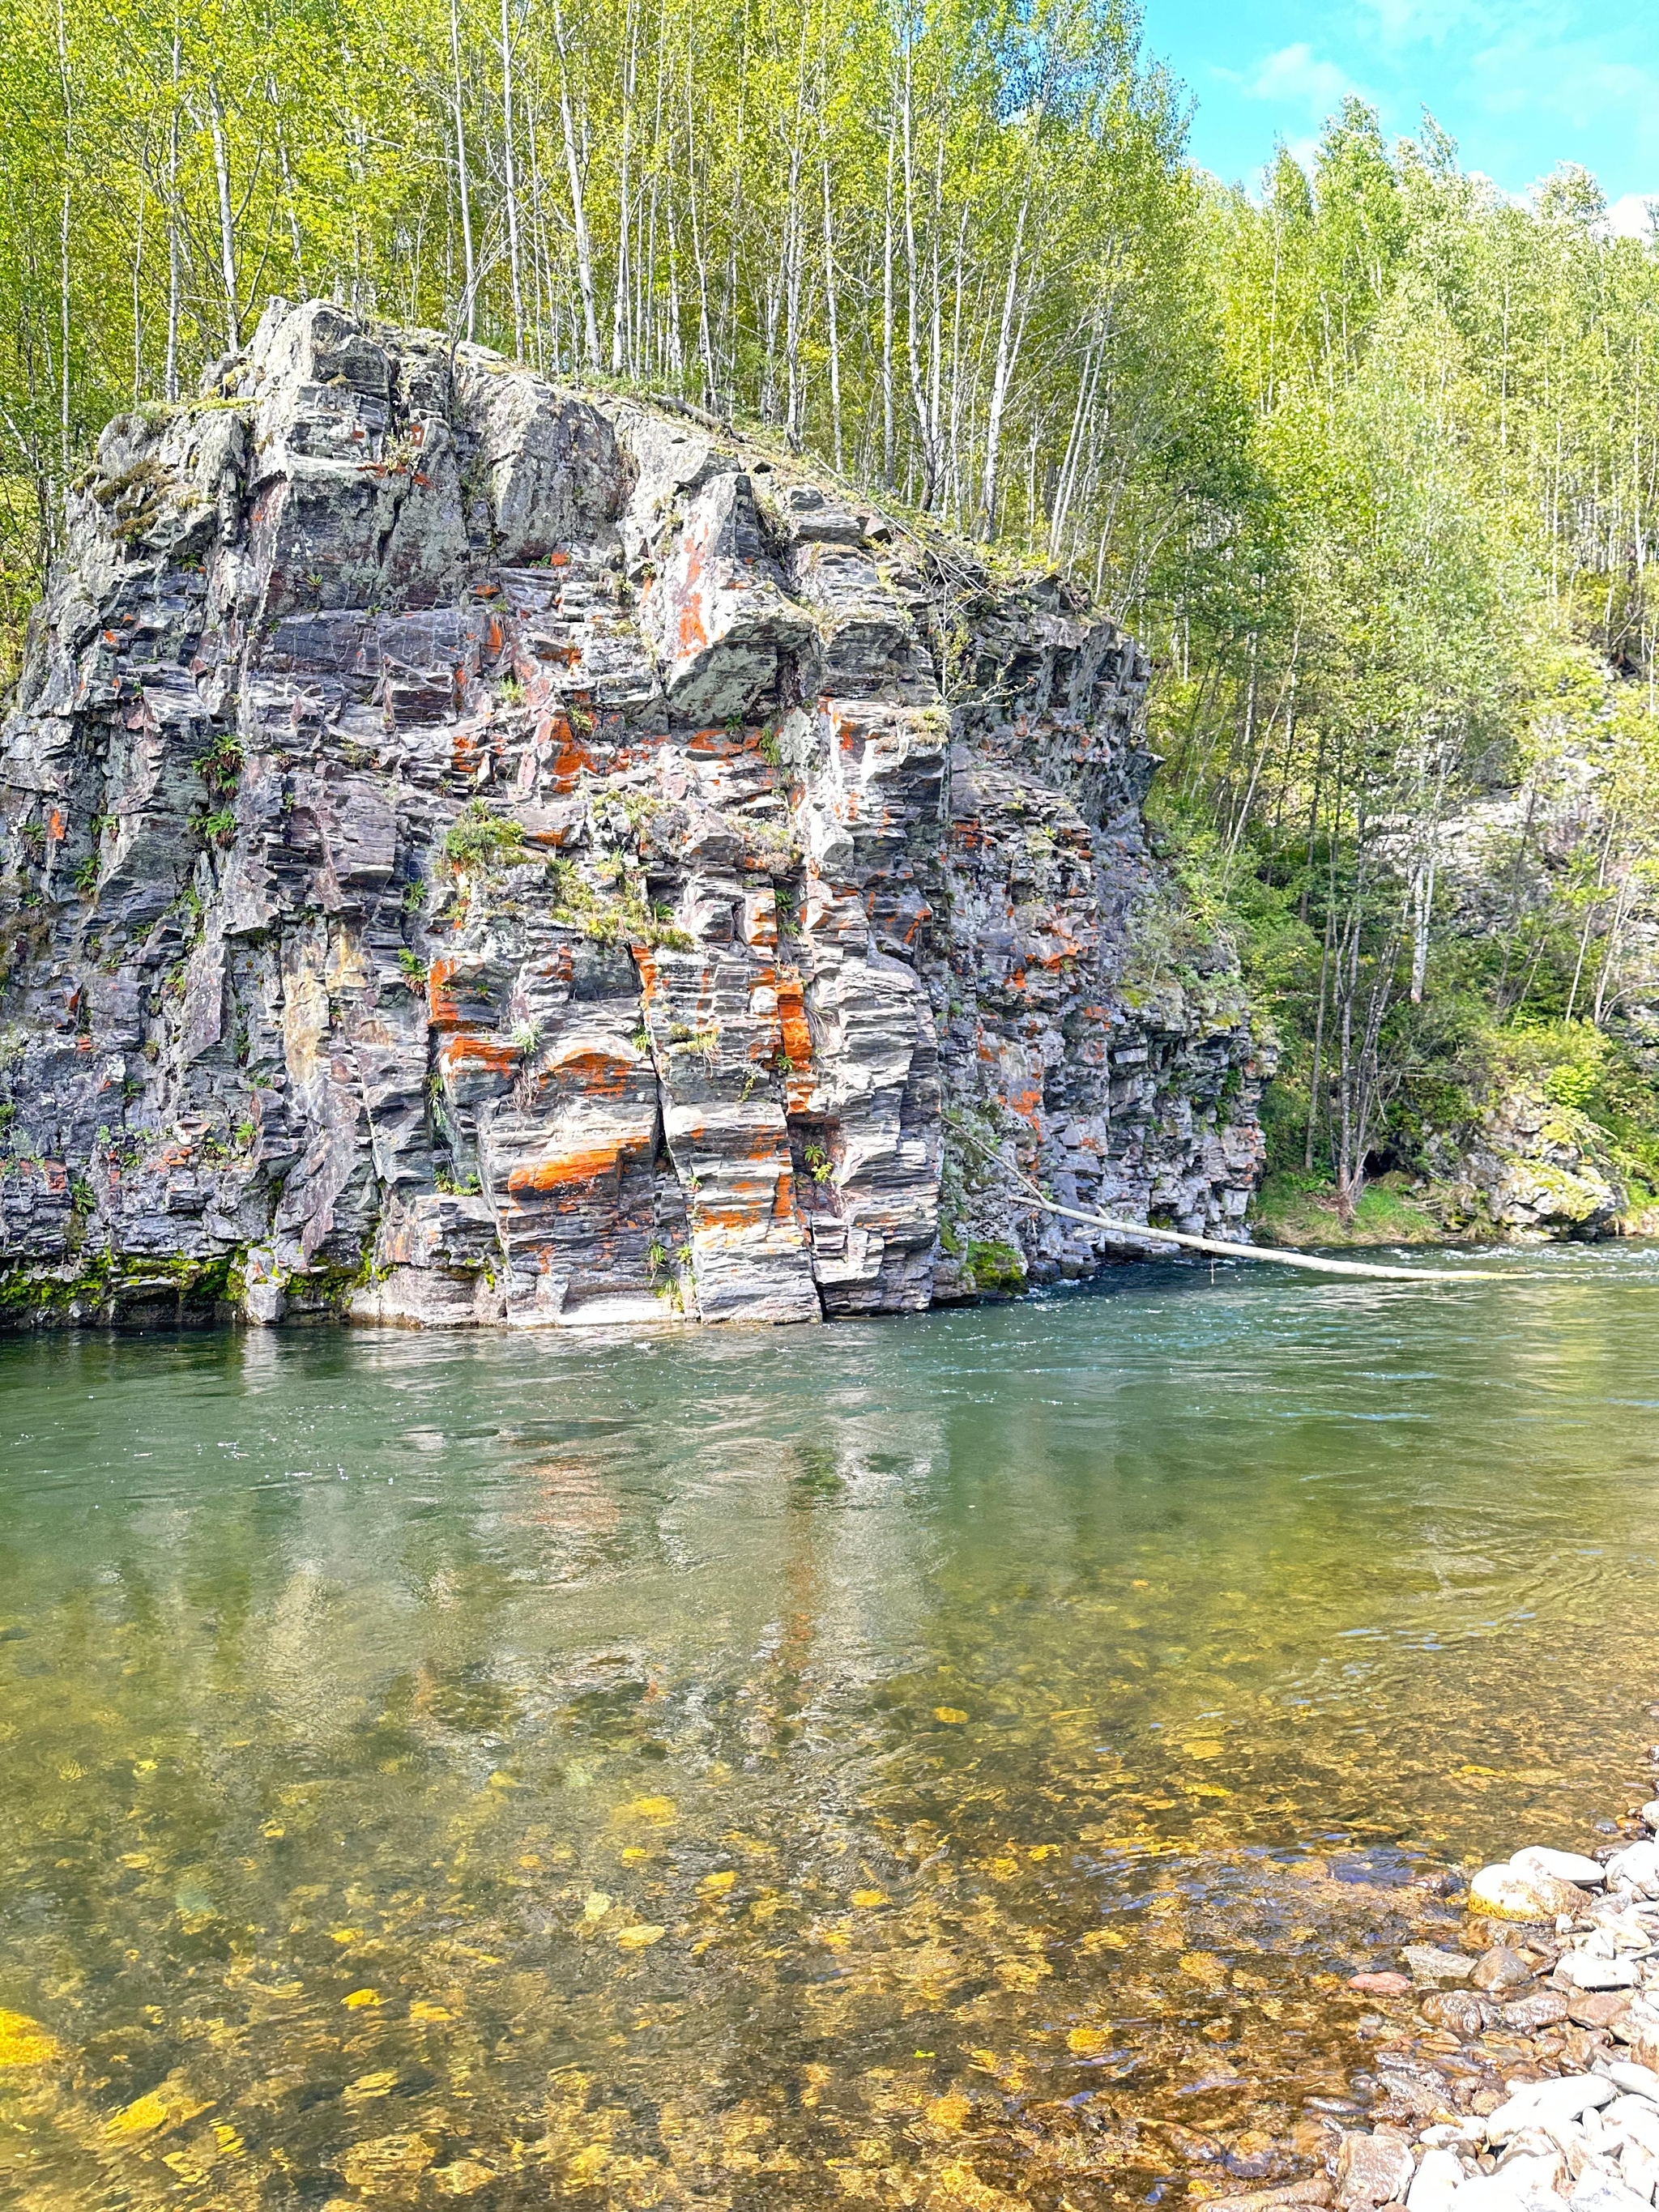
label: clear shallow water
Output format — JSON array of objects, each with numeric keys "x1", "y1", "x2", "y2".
[{"x1": 1, "y1": 1246, "x2": 1658, "y2": 2208}]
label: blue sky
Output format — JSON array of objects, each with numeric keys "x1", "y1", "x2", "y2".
[{"x1": 1145, "y1": 0, "x2": 1659, "y2": 228}]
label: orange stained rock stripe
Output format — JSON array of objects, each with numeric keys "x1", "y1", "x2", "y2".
[
  {"x1": 438, "y1": 1035, "x2": 521, "y2": 1076},
  {"x1": 506, "y1": 1144, "x2": 626, "y2": 1195},
  {"x1": 775, "y1": 982, "x2": 813, "y2": 1071},
  {"x1": 425, "y1": 957, "x2": 461, "y2": 1027},
  {"x1": 675, "y1": 539, "x2": 709, "y2": 656},
  {"x1": 548, "y1": 1047, "x2": 638, "y2": 1100}
]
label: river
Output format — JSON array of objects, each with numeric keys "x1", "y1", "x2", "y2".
[{"x1": 2, "y1": 1245, "x2": 1657, "y2": 2207}]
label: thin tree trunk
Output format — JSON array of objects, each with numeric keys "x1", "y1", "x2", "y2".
[
  {"x1": 821, "y1": 151, "x2": 842, "y2": 471},
  {"x1": 56, "y1": 0, "x2": 72, "y2": 467},
  {"x1": 979, "y1": 193, "x2": 1030, "y2": 540},
  {"x1": 164, "y1": 32, "x2": 181, "y2": 402},
  {"x1": 881, "y1": 103, "x2": 896, "y2": 486},
  {"x1": 207, "y1": 79, "x2": 241, "y2": 351},
  {"x1": 449, "y1": 0, "x2": 476, "y2": 337},
  {"x1": 610, "y1": 0, "x2": 637, "y2": 374},
  {"x1": 551, "y1": 0, "x2": 600, "y2": 369},
  {"x1": 499, "y1": 0, "x2": 524, "y2": 357}
]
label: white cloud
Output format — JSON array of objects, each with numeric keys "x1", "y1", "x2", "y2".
[
  {"x1": 1605, "y1": 192, "x2": 1659, "y2": 240},
  {"x1": 1244, "y1": 42, "x2": 1355, "y2": 120},
  {"x1": 1356, "y1": 0, "x2": 1482, "y2": 47},
  {"x1": 1468, "y1": 38, "x2": 1659, "y2": 128}
]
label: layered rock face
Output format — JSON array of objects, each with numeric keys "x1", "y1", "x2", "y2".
[{"x1": 0, "y1": 300, "x2": 1266, "y2": 1329}]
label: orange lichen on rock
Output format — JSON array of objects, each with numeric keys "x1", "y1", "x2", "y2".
[
  {"x1": 505, "y1": 1145, "x2": 628, "y2": 1196},
  {"x1": 438, "y1": 1034, "x2": 521, "y2": 1078}
]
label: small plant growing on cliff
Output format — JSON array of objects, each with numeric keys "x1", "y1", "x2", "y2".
[
  {"x1": 802, "y1": 1142, "x2": 833, "y2": 1184},
  {"x1": 445, "y1": 800, "x2": 526, "y2": 872},
  {"x1": 511, "y1": 1018, "x2": 543, "y2": 1054},
  {"x1": 72, "y1": 855, "x2": 99, "y2": 894},
  {"x1": 397, "y1": 948, "x2": 428, "y2": 986},
  {"x1": 757, "y1": 724, "x2": 783, "y2": 768},
  {"x1": 401, "y1": 878, "x2": 426, "y2": 914},
  {"x1": 434, "y1": 1166, "x2": 481, "y2": 1196},
  {"x1": 194, "y1": 733, "x2": 244, "y2": 797},
  {"x1": 195, "y1": 808, "x2": 237, "y2": 848},
  {"x1": 646, "y1": 1241, "x2": 669, "y2": 1276}
]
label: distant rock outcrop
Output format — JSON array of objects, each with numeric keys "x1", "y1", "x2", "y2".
[{"x1": 0, "y1": 300, "x2": 1266, "y2": 1328}]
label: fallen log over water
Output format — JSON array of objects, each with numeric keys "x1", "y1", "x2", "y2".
[{"x1": 947, "y1": 1118, "x2": 1509, "y2": 1285}]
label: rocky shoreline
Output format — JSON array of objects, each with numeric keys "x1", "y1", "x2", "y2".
[{"x1": 1235, "y1": 1760, "x2": 1659, "y2": 2212}]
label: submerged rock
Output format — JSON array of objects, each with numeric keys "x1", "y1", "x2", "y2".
[{"x1": 0, "y1": 300, "x2": 1268, "y2": 1330}]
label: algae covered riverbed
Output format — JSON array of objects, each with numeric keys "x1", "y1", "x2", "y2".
[{"x1": 2, "y1": 1247, "x2": 1658, "y2": 2208}]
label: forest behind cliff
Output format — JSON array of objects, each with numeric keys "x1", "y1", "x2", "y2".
[{"x1": 2, "y1": 0, "x2": 1657, "y2": 1241}]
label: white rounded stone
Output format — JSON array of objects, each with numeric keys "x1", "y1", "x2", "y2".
[{"x1": 1512, "y1": 1845, "x2": 1607, "y2": 1887}]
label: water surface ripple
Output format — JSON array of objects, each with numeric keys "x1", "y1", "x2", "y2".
[{"x1": 2, "y1": 1245, "x2": 1657, "y2": 2206}]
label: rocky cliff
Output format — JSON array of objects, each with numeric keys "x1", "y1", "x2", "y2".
[{"x1": 0, "y1": 300, "x2": 1266, "y2": 1329}]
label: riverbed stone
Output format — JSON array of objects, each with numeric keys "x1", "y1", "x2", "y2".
[
  {"x1": 1495, "y1": 1992, "x2": 1573, "y2": 2031},
  {"x1": 1455, "y1": 2150, "x2": 1568, "y2": 2211},
  {"x1": 1512, "y1": 1848, "x2": 1609, "y2": 1890},
  {"x1": 1336, "y1": 2128, "x2": 1417, "y2": 2208},
  {"x1": 1472, "y1": 1866, "x2": 1592, "y2": 1923},
  {"x1": 1600, "y1": 2061, "x2": 1659, "y2": 2105},
  {"x1": 1406, "y1": 1946, "x2": 1478, "y2": 1985},
  {"x1": 1606, "y1": 1846, "x2": 1659, "y2": 1900},
  {"x1": 1485, "y1": 2077, "x2": 1618, "y2": 2143},
  {"x1": 1565, "y1": 2175, "x2": 1651, "y2": 2212},
  {"x1": 1559, "y1": 1953, "x2": 1642, "y2": 1993},
  {"x1": 1422, "y1": 1990, "x2": 1492, "y2": 2035},
  {"x1": 1405, "y1": 2149, "x2": 1466, "y2": 2212},
  {"x1": 1475, "y1": 1948, "x2": 1540, "y2": 1994}
]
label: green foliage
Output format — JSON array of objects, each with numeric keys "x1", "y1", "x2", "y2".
[
  {"x1": 964, "y1": 1239, "x2": 1026, "y2": 1294},
  {"x1": 444, "y1": 801, "x2": 526, "y2": 872},
  {"x1": 194, "y1": 735, "x2": 244, "y2": 799}
]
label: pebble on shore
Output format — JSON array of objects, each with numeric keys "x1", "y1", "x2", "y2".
[{"x1": 1216, "y1": 1774, "x2": 1659, "y2": 2212}]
